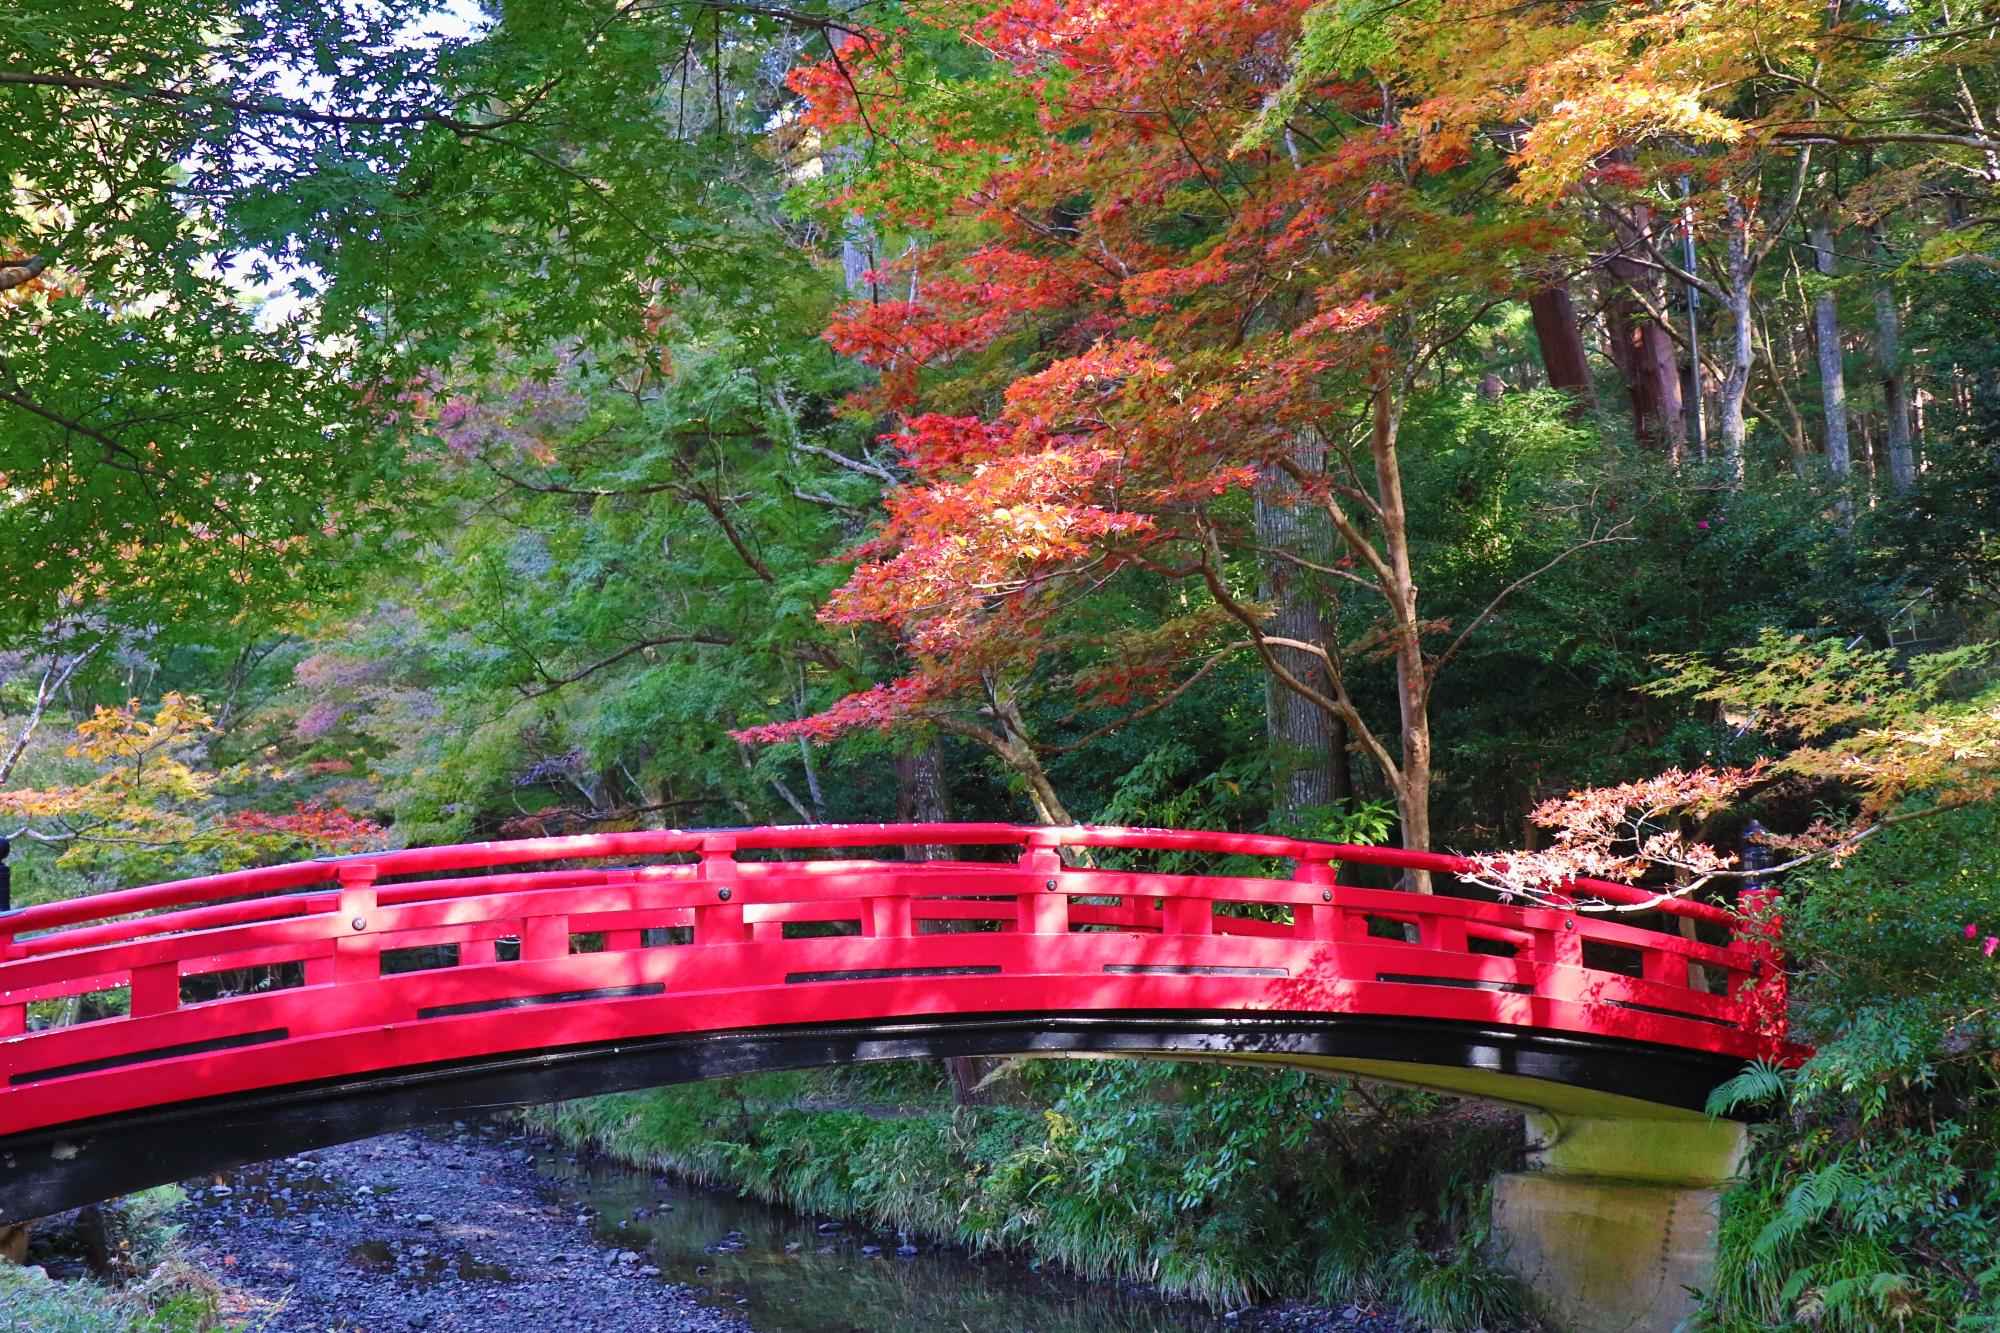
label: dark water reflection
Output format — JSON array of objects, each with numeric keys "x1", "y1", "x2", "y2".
[{"x1": 533, "y1": 1154, "x2": 1235, "y2": 1333}]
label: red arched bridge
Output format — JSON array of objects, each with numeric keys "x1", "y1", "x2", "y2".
[{"x1": 0, "y1": 824, "x2": 1792, "y2": 1218}]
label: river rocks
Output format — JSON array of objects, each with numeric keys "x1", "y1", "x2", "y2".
[
  {"x1": 172, "y1": 1132, "x2": 746, "y2": 1332},
  {"x1": 1250, "y1": 1301, "x2": 1415, "y2": 1331}
]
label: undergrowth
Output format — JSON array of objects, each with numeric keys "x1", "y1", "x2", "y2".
[
  {"x1": 1, "y1": 1188, "x2": 226, "y2": 1332},
  {"x1": 1697, "y1": 806, "x2": 2000, "y2": 1331},
  {"x1": 0, "y1": 1262, "x2": 224, "y2": 1333}
]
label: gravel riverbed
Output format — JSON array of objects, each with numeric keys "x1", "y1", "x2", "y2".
[
  {"x1": 174, "y1": 1129, "x2": 747, "y2": 1332},
  {"x1": 172, "y1": 1128, "x2": 1414, "y2": 1333}
]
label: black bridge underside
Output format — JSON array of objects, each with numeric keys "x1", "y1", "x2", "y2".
[{"x1": 0, "y1": 1011, "x2": 1745, "y2": 1220}]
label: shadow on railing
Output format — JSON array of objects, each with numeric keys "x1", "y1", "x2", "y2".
[{"x1": 0, "y1": 824, "x2": 1794, "y2": 1137}]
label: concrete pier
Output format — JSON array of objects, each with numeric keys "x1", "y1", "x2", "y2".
[{"x1": 1491, "y1": 1113, "x2": 1748, "y2": 1332}]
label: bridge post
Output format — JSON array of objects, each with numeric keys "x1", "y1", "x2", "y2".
[
  {"x1": 332, "y1": 864, "x2": 381, "y2": 984},
  {"x1": 1015, "y1": 833, "x2": 1069, "y2": 934},
  {"x1": 1291, "y1": 855, "x2": 1340, "y2": 940},
  {"x1": 694, "y1": 834, "x2": 749, "y2": 944},
  {"x1": 0, "y1": 838, "x2": 18, "y2": 1038},
  {"x1": 1490, "y1": 1111, "x2": 1748, "y2": 1333},
  {"x1": 864, "y1": 893, "x2": 912, "y2": 938},
  {"x1": 519, "y1": 915, "x2": 570, "y2": 960}
]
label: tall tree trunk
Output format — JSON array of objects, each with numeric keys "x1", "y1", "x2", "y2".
[
  {"x1": 1601, "y1": 205, "x2": 1688, "y2": 454},
  {"x1": 1528, "y1": 284, "x2": 1598, "y2": 416},
  {"x1": 1367, "y1": 373, "x2": 1432, "y2": 883},
  {"x1": 1809, "y1": 218, "x2": 1852, "y2": 478},
  {"x1": 841, "y1": 213, "x2": 877, "y2": 300},
  {"x1": 838, "y1": 163, "x2": 878, "y2": 301},
  {"x1": 894, "y1": 738, "x2": 953, "y2": 856},
  {"x1": 1255, "y1": 434, "x2": 1351, "y2": 822},
  {"x1": 1871, "y1": 234, "x2": 1916, "y2": 491},
  {"x1": 1717, "y1": 195, "x2": 1756, "y2": 483}
]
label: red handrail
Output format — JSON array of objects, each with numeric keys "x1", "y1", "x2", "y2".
[{"x1": 0, "y1": 822, "x2": 1740, "y2": 943}]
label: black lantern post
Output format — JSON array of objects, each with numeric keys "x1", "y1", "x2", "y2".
[{"x1": 1740, "y1": 819, "x2": 1773, "y2": 897}]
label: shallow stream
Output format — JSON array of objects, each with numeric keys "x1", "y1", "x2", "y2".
[{"x1": 531, "y1": 1146, "x2": 1236, "y2": 1333}]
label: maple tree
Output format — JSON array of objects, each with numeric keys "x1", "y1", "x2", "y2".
[
  {"x1": 1464, "y1": 632, "x2": 2000, "y2": 911},
  {"x1": 737, "y1": 0, "x2": 1638, "y2": 863},
  {"x1": 0, "y1": 693, "x2": 386, "y2": 892}
]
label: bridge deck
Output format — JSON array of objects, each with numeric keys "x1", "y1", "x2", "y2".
[{"x1": 0, "y1": 824, "x2": 1796, "y2": 1216}]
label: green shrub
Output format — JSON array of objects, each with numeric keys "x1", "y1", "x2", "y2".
[{"x1": 1702, "y1": 806, "x2": 2000, "y2": 1331}]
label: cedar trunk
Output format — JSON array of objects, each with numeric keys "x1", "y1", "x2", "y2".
[
  {"x1": 1528, "y1": 285, "x2": 1598, "y2": 416},
  {"x1": 1809, "y1": 219, "x2": 1852, "y2": 478},
  {"x1": 1601, "y1": 206, "x2": 1687, "y2": 454},
  {"x1": 1255, "y1": 433, "x2": 1352, "y2": 820},
  {"x1": 895, "y1": 737, "x2": 990, "y2": 1105}
]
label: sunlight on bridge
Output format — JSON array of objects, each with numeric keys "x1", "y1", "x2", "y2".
[{"x1": 1, "y1": 824, "x2": 1797, "y2": 1221}]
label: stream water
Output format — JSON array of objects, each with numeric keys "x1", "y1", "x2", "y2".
[
  {"x1": 531, "y1": 1149, "x2": 1237, "y2": 1333},
  {"x1": 166, "y1": 1124, "x2": 1390, "y2": 1332}
]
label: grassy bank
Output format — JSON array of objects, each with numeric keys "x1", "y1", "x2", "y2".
[
  {"x1": 523, "y1": 1058, "x2": 1529, "y2": 1330},
  {"x1": 1, "y1": 1189, "x2": 226, "y2": 1333},
  {"x1": 0, "y1": 1262, "x2": 222, "y2": 1333}
]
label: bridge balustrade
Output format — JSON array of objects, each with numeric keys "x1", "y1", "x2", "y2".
[{"x1": 0, "y1": 824, "x2": 1790, "y2": 1143}]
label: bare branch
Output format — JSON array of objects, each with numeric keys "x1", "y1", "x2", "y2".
[
  {"x1": 1431, "y1": 521, "x2": 1636, "y2": 681},
  {"x1": 792, "y1": 440, "x2": 896, "y2": 483}
]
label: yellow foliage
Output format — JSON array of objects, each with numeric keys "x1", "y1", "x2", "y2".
[
  {"x1": 0, "y1": 694, "x2": 219, "y2": 868},
  {"x1": 70, "y1": 692, "x2": 214, "y2": 762},
  {"x1": 1332, "y1": 0, "x2": 1839, "y2": 200}
]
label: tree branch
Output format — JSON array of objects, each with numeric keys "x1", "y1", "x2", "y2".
[{"x1": 1431, "y1": 521, "x2": 1635, "y2": 681}]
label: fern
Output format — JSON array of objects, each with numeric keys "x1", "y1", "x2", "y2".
[
  {"x1": 1706, "y1": 1059, "x2": 1793, "y2": 1117},
  {"x1": 1753, "y1": 1162, "x2": 1852, "y2": 1259}
]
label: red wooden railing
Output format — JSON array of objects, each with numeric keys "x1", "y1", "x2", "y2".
[{"x1": 0, "y1": 824, "x2": 1791, "y2": 1137}]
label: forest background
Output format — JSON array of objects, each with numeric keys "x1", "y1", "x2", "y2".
[{"x1": 3, "y1": 0, "x2": 2000, "y2": 1328}]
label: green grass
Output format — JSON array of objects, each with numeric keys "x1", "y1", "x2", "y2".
[
  {"x1": 1, "y1": 1186, "x2": 230, "y2": 1333},
  {"x1": 0, "y1": 1261, "x2": 224, "y2": 1333}
]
